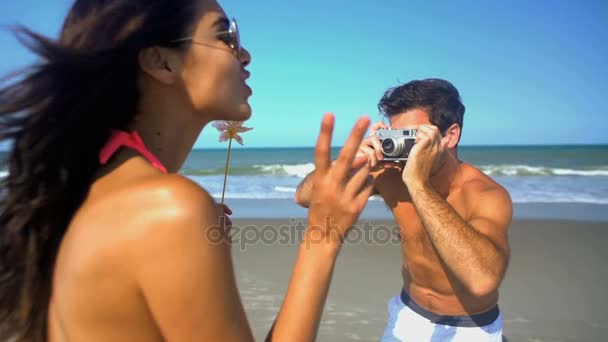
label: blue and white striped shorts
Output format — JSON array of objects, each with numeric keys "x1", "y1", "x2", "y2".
[{"x1": 382, "y1": 290, "x2": 503, "y2": 342}]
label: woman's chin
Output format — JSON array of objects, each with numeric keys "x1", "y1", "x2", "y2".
[
  {"x1": 211, "y1": 103, "x2": 252, "y2": 122},
  {"x1": 232, "y1": 104, "x2": 252, "y2": 121}
]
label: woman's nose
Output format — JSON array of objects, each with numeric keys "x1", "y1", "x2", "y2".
[{"x1": 240, "y1": 47, "x2": 251, "y2": 67}]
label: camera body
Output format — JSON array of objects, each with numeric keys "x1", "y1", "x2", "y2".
[{"x1": 375, "y1": 128, "x2": 417, "y2": 161}]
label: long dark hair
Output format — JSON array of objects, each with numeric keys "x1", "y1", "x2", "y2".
[{"x1": 0, "y1": 0, "x2": 199, "y2": 340}]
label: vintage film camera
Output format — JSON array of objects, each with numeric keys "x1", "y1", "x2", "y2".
[{"x1": 375, "y1": 128, "x2": 417, "y2": 161}]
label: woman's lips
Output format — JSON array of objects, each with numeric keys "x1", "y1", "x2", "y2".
[{"x1": 242, "y1": 70, "x2": 252, "y2": 96}]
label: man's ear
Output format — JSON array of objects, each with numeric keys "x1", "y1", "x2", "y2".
[
  {"x1": 443, "y1": 123, "x2": 461, "y2": 148},
  {"x1": 138, "y1": 46, "x2": 179, "y2": 85}
]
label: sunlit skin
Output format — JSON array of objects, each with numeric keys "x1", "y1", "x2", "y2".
[
  {"x1": 47, "y1": 0, "x2": 374, "y2": 340},
  {"x1": 296, "y1": 108, "x2": 512, "y2": 316},
  {"x1": 49, "y1": 1, "x2": 254, "y2": 340}
]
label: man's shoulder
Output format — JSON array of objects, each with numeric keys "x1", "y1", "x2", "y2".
[
  {"x1": 460, "y1": 162, "x2": 508, "y2": 192},
  {"x1": 459, "y1": 163, "x2": 512, "y2": 212}
]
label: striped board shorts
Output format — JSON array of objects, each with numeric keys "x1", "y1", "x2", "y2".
[{"x1": 382, "y1": 290, "x2": 503, "y2": 342}]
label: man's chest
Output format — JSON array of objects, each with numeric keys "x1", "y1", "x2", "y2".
[{"x1": 388, "y1": 192, "x2": 470, "y2": 245}]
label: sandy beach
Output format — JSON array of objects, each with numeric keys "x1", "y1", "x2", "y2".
[{"x1": 230, "y1": 218, "x2": 608, "y2": 342}]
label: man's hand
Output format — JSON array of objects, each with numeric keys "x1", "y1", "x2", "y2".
[
  {"x1": 356, "y1": 121, "x2": 414, "y2": 206},
  {"x1": 356, "y1": 121, "x2": 388, "y2": 169},
  {"x1": 402, "y1": 124, "x2": 445, "y2": 187}
]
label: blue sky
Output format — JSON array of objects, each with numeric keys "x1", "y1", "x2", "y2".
[{"x1": 1, "y1": 0, "x2": 607, "y2": 148}]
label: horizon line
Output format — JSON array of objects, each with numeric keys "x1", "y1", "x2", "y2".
[
  {"x1": 0, "y1": 142, "x2": 607, "y2": 153},
  {"x1": 191, "y1": 142, "x2": 608, "y2": 150}
]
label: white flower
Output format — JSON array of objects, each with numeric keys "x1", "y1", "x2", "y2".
[{"x1": 212, "y1": 121, "x2": 253, "y2": 146}]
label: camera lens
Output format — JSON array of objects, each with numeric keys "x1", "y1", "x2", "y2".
[
  {"x1": 381, "y1": 138, "x2": 404, "y2": 157},
  {"x1": 382, "y1": 139, "x2": 395, "y2": 153}
]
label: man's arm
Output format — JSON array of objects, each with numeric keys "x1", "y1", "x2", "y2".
[
  {"x1": 401, "y1": 124, "x2": 512, "y2": 297},
  {"x1": 407, "y1": 180, "x2": 512, "y2": 297}
]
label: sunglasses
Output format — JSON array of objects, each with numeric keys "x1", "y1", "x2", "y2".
[{"x1": 170, "y1": 18, "x2": 241, "y2": 59}]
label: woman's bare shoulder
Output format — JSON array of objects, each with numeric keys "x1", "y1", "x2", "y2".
[
  {"x1": 68, "y1": 173, "x2": 221, "y2": 265},
  {"x1": 54, "y1": 174, "x2": 238, "y2": 340},
  {"x1": 112, "y1": 173, "x2": 219, "y2": 237},
  {"x1": 129, "y1": 173, "x2": 216, "y2": 213},
  {"x1": 106, "y1": 175, "x2": 249, "y2": 341},
  {"x1": 83, "y1": 173, "x2": 216, "y2": 222}
]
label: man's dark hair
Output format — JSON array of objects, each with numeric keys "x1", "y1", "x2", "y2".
[{"x1": 378, "y1": 78, "x2": 465, "y2": 138}]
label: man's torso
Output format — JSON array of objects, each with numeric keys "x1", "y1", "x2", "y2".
[{"x1": 375, "y1": 162, "x2": 501, "y2": 316}]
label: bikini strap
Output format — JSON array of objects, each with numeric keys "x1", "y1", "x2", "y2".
[{"x1": 99, "y1": 130, "x2": 168, "y2": 174}]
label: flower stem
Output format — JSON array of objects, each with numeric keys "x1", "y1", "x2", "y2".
[{"x1": 220, "y1": 138, "x2": 233, "y2": 205}]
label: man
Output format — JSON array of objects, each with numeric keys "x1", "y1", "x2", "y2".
[{"x1": 295, "y1": 79, "x2": 512, "y2": 341}]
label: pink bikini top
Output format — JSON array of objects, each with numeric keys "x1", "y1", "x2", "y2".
[{"x1": 99, "y1": 130, "x2": 168, "y2": 174}]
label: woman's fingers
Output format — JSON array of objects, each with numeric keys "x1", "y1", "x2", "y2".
[
  {"x1": 344, "y1": 163, "x2": 371, "y2": 199},
  {"x1": 220, "y1": 215, "x2": 232, "y2": 229},
  {"x1": 221, "y1": 204, "x2": 232, "y2": 215},
  {"x1": 333, "y1": 117, "x2": 371, "y2": 178},
  {"x1": 308, "y1": 115, "x2": 375, "y2": 238},
  {"x1": 351, "y1": 154, "x2": 369, "y2": 169},
  {"x1": 354, "y1": 179, "x2": 375, "y2": 209},
  {"x1": 314, "y1": 113, "x2": 335, "y2": 175}
]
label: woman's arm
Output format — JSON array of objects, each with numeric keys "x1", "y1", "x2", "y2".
[
  {"x1": 130, "y1": 114, "x2": 372, "y2": 341},
  {"x1": 130, "y1": 175, "x2": 254, "y2": 341},
  {"x1": 270, "y1": 115, "x2": 373, "y2": 341}
]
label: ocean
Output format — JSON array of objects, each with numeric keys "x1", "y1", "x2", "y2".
[
  {"x1": 2, "y1": 145, "x2": 608, "y2": 221},
  {"x1": 181, "y1": 145, "x2": 608, "y2": 202},
  {"x1": 181, "y1": 145, "x2": 608, "y2": 221}
]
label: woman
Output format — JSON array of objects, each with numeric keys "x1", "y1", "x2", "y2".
[{"x1": 0, "y1": 0, "x2": 374, "y2": 341}]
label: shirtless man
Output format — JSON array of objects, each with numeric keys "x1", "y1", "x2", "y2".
[{"x1": 295, "y1": 79, "x2": 512, "y2": 341}]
